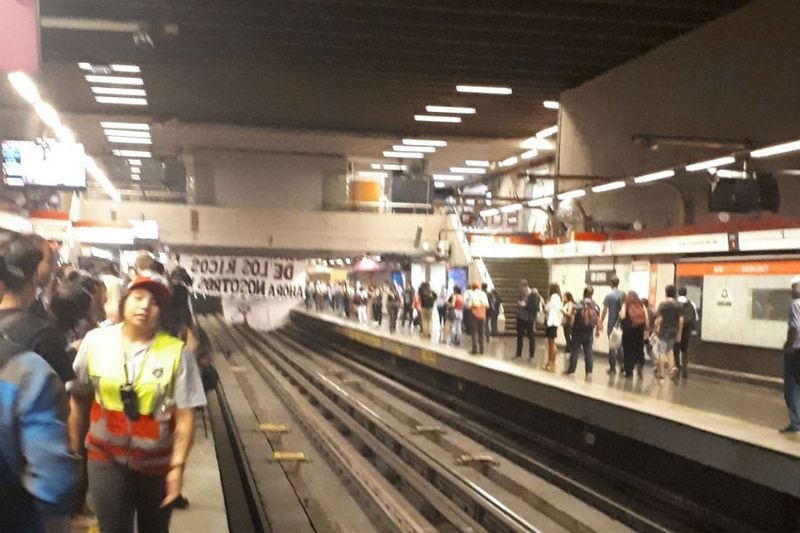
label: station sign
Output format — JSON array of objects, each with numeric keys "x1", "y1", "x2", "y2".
[
  {"x1": 180, "y1": 254, "x2": 306, "y2": 300},
  {"x1": 584, "y1": 269, "x2": 617, "y2": 286}
]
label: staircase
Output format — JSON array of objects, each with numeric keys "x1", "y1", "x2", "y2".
[{"x1": 483, "y1": 258, "x2": 551, "y2": 335}]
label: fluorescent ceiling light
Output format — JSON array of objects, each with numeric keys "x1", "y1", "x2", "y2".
[
  {"x1": 131, "y1": 167, "x2": 141, "y2": 175},
  {"x1": 480, "y1": 208, "x2": 500, "y2": 217},
  {"x1": 53, "y1": 125, "x2": 75, "y2": 143},
  {"x1": 95, "y1": 96, "x2": 148, "y2": 106},
  {"x1": 100, "y1": 121, "x2": 149, "y2": 130},
  {"x1": 465, "y1": 160, "x2": 490, "y2": 167},
  {"x1": 113, "y1": 149, "x2": 151, "y2": 158},
  {"x1": 425, "y1": 105, "x2": 476, "y2": 114},
  {"x1": 450, "y1": 167, "x2": 486, "y2": 174},
  {"x1": 592, "y1": 181, "x2": 626, "y2": 193},
  {"x1": 383, "y1": 151, "x2": 424, "y2": 159},
  {"x1": 402, "y1": 139, "x2": 447, "y2": 147},
  {"x1": 751, "y1": 139, "x2": 800, "y2": 158},
  {"x1": 370, "y1": 163, "x2": 381, "y2": 169},
  {"x1": 536, "y1": 125, "x2": 558, "y2": 138},
  {"x1": 414, "y1": 115, "x2": 461, "y2": 123},
  {"x1": 500, "y1": 156, "x2": 518, "y2": 167},
  {"x1": 104, "y1": 129, "x2": 151, "y2": 138},
  {"x1": 111, "y1": 64, "x2": 141, "y2": 73},
  {"x1": 432, "y1": 174, "x2": 464, "y2": 181},
  {"x1": 131, "y1": 174, "x2": 141, "y2": 181},
  {"x1": 85, "y1": 156, "x2": 122, "y2": 202},
  {"x1": 543, "y1": 100, "x2": 560, "y2": 110},
  {"x1": 500, "y1": 203, "x2": 523, "y2": 213},
  {"x1": 520, "y1": 136, "x2": 555, "y2": 150},
  {"x1": 392, "y1": 145, "x2": 435, "y2": 152},
  {"x1": 8, "y1": 71, "x2": 41, "y2": 103},
  {"x1": 528, "y1": 197, "x2": 553, "y2": 207},
  {"x1": 85, "y1": 75, "x2": 144, "y2": 86},
  {"x1": 521, "y1": 149, "x2": 538, "y2": 160},
  {"x1": 357, "y1": 171, "x2": 388, "y2": 178},
  {"x1": 33, "y1": 102, "x2": 60, "y2": 127},
  {"x1": 456, "y1": 85, "x2": 512, "y2": 95},
  {"x1": 128, "y1": 159, "x2": 142, "y2": 166},
  {"x1": 557, "y1": 189, "x2": 586, "y2": 200},
  {"x1": 434, "y1": 182, "x2": 446, "y2": 189},
  {"x1": 715, "y1": 169, "x2": 747, "y2": 179},
  {"x1": 91, "y1": 86, "x2": 147, "y2": 96},
  {"x1": 685, "y1": 156, "x2": 735, "y2": 172},
  {"x1": 383, "y1": 164, "x2": 407, "y2": 171},
  {"x1": 633, "y1": 169, "x2": 675, "y2": 184},
  {"x1": 78, "y1": 62, "x2": 92, "y2": 70},
  {"x1": 107, "y1": 136, "x2": 152, "y2": 144}
]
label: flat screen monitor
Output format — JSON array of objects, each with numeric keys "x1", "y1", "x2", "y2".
[{"x1": 1, "y1": 140, "x2": 87, "y2": 189}]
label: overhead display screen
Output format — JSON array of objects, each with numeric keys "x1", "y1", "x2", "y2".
[{"x1": 1, "y1": 140, "x2": 87, "y2": 188}]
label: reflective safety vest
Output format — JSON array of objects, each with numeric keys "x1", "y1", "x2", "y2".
[{"x1": 85, "y1": 325, "x2": 183, "y2": 474}]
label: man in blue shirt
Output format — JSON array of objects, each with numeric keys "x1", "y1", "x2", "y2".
[
  {"x1": 0, "y1": 256, "x2": 76, "y2": 531},
  {"x1": 597, "y1": 277, "x2": 625, "y2": 374},
  {"x1": 781, "y1": 276, "x2": 800, "y2": 434}
]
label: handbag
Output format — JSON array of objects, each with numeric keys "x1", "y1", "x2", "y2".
[{"x1": 609, "y1": 324, "x2": 623, "y2": 350}]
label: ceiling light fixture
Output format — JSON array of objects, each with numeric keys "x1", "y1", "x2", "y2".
[
  {"x1": 500, "y1": 203, "x2": 523, "y2": 213},
  {"x1": 633, "y1": 169, "x2": 675, "y2": 184},
  {"x1": 107, "y1": 136, "x2": 152, "y2": 144},
  {"x1": 383, "y1": 151, "x2": 424, "y2": 159},
  {"x1": 520, "y1": 136, "x2": 554, "y2": 150},
  {"x1": 33, "y1": 102, "x2": 59, "y2": 127},
  {"x1": 715, "y1": 169, "x2": 747, "y2": 179},
  {"x1": 528, "y1": 197, "x2": 553, "y2": 207},
  {"x1": 78, "y1": 62, "x2": 92, "y2": 70},
  {"x1": 8, "y1": 71, "x2": 41, "y2": 103},
  {"x1": 402, "y1": 139, "x2": 447, "y2": 147},
  {"x1": 536, "y1": 125, "x2": 558, "y2": 138},
  {"x1": 95, "y1": 96, "x2": 148, "y2": 106},
  {"x1": 383, "y1": 164, "x2": 407, "y2": 171},
  {"x1": 425, "y1": 105, "x2": 476, "y2": 114},
  {"x1": 392, "y1": 145, "x2": 435, "y2": 152},
  {"x1": 557, "y1": 189, "x2": 586, "y2": 200},
  {"x1": 112, "y1": 149, "x2": 151, "y2": 158},
  {"x1": 465, "y1": 160, "x2": 490, "y2": 167},
  {"x1": 751, "y1": 139, "x2": 800, "y2": 158},
  {"x1": 91, "y1": 86, "x2": 147, "y2": 96},
  {"x1": 500, "y1": 156, "x2": 518, "y2": 167},
  {"x1": 131, "y1": 174, "x2": 141, "y2": 181},
  {"x1": 685, "y1": 156, "x2": 735, "y2": 172},
  {"x1": 543, "y1": 100, "x2": 560, "y2": 109},
  {"x1": 370, "y1": 163, "x2": 381, "y2": 169},
  {"x1": 434, "y1": 182, "x2": 446, "y2": 189},
  {"x1": 521, "y1": 149, "x2": 538, "y2": 160},
  {"x1": 357, "y1": 171, "x2": 388, "y2": 178},
  {"x1": 592, "y1": 181, "x2": 627, "y2": 193},
  {"x1": 100, "y1": 121, "x2": 150, "y2": 130},
  {"x1": 131, "y1": 167, "x2": 141, "y2": 174},
  {"x1": 414, "y1": 115, "x2": 461, "y2": 123},
  {"x1": 449, "y1": 167, "x2": 486, "y2": 174},
  {"x1": 103, "y1": 129, "x2": 151, "y2": 138},
  {"x1": 431, "y1": 174, "x2": 464, "y2": 181},
  {"x1": 84, "y1": 75, "x2": 144, "y2": 86},
  {"x1": 110, "y1": 64, "x2": 141, "y2": 73},
  {"x1": 85, "y1": 157, "x2": 122, "y2": 202},
  {"x1": 480, "y1": 208, "x2": 500, "y2": 217},
  {"x1": 456, "y1": 85, "x2": 512, "y2": 95},
  {"x1": 128, "y1": 159, "x2": 142, "y2": 166}
]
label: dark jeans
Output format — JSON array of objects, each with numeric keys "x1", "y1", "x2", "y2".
[
  {"x1": 437, "y1": 305, "x2": 447, "y2": 328},
  {"x1": 471, "y1": 318, "x2": 485, "y2": 353},
  {"x1": 784, "y1": 349, "x2": 800, "y2": 429},
  {"x1": 372, "y1": 305, "x2": 383, "y2": 325},
  {"x1": 568, "y1": 335, "x2": 594, "y2": 374},
  {"x1": 516, "y1": 318, "x2": 535, "y2": 358},
  {"x1": 562, "y1": 323, "x2": 573, "y2": 353},
  {"x1": 490, "y1": 310, "x2": 499, "y2": 336},
  {"x1": 88, "y1": 460, "x2": 172, "y2": 533},
  {"x1": 622, "y1": 324, "x2": 645, "y2": 377},
  {"x1": 673, "y1": 325, "x2": 692, "y2": 373},
  {"x1": 401, "y1": 306, "x2": 413, "y2": 327},
  {"x1": 388, "y1": 306, "x2": 399, "y2": 332}
]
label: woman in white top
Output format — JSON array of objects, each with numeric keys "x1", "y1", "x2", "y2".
[{"x1": 544, "y1": 283, "x2": 562, "y2": 372}]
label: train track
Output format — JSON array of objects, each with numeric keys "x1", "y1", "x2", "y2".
[{"x1": 200, "y1": 314, "x2": 634, "y2": 532}]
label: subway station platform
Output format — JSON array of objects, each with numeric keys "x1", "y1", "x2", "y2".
[{"x1": 291, "y1": 308, "x2": 800, "y2": 502}]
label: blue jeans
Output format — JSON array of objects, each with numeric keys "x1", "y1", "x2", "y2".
[
  {"x1": 784, "y1": 349, "x2": 800, "y2": 429},
  {"x1": 568, "y1": 335, "x2": 593, "y2": 374}
]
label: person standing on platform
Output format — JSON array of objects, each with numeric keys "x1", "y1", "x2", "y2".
[
  {"x1": 489, "y1": 288, "x2": 502, "y2": 337},
  {"x1": 641, "y1": 298, "x2": 657, "y2": 364},
  {"x1": 619, "y1": 291, "x2": 648, "y2": 379},
  {"x1": 402, "y1": 286, "x2": 415, "y2": 329},
  {"x1": 597, "y1": 277, "x2": 626, "y2": 375},
  {"x1": 418, "y1": 282, "x2": 436, "y2": 338},
  {"x1": 371, "y1": 285, "x2": 383, "y2": 326},
  {"x1": 482, "y1": 283, "x2": 493, "y2": 343},
  {"x1": 436, "y1": 287, "x2": 448, "y2": 334},
  {"x1": 354, "y1": 286, "x2": 368, "y2": 325},
  {"x1": 674, "y1": 287, "x2": 698, "y2": 378},
  {"x1": 562, "y1": 292, "x2": 576, "y2": 354},
  {"x1": 565, "y1": 286, "x2": 599, "y2": 377},
  {"x1": 514, "y1": 280, "x2": 538, "y2": 360},
  {"x1": 780, "y1": 277, "x2": 800, "y2": 434},
  {"x1": 544, "y1": 284, "x2": 562, "y2": 372},
  {"x1": 448, "y1": 286, "x2": 464, "y2": 346},
  {"x1": 467, "y1": 282, "x2": 488, "y2": 354},
  {"x1": 653, "y1": 285, "x2": 683, "y2": 381},
  {"x1": 386, "y1": 285, "x2": 401, "y2": 333}
]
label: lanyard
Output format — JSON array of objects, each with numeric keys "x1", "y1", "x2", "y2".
[{"x1": 122, "y1": 341, "x2": 154, "y2": 386}]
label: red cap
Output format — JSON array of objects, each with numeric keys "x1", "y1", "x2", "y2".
[{"x1": 126, "y1": 273, "x2": 171, "y2": 307}]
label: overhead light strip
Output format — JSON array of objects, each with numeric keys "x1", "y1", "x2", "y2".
[
  {"x1": 543, "y1": 100, "x2": 560, "y2": 109},
  {"x1": 500, "y1": 156, "x2": 518, "y2": 167},
  {"x1": 431, "y1": 174, "x2": 464, "y2": 181},
  {"x1": 528, "y1": 197, "x2": 553, "y2": 207},
  {"x1": 383, "y1": 151, "x2": 424, "y2": 159},
  {"x1": 465, "y1": 160, "x2": 490, "y2": 167},
  {"x1": 103, "y1": 129, "x2": 151, "y2": 138},
  {"x1": 592, "y1": 181, "x2": 626, "y2": 193},
  {"x1": 113, "y1": 149, "x2": 152, "y2": 158},
  {"x1": 100, "y1": 121, "x2": 150, "y2": 130},
  {"x1": 685, "y1": 156, "x2": 735, "y2": 172},
  {"x1": 521, "y1": 149, "x2": 538, "y2": 160},
  {"x1": 557, "y1": 189, "x2": 586, "y2": 200},
  {"x1": 402, "y1": 139, "x2": 447, "y2": 147},
  {"x1": 85, "y1": 74, "x2": 144, "y2": 86},
  {"x1": 751, "y1": 139, "x2": 800, "y2": 158},
  {"x1": 392, "y1": 145, "x2": 435, "y2": 153},
  {"x1": 91, "y1": 86, "x2": 147, "y2": 96},
  {"x1": 536, "y1": 125, "x2": 558, "y2": 138},
  {"x1": 450, "y1": 167, "x2": 486, "y2": 174},
  {"x1": 425, "y1": 105, "x2": 476, "y2": 114},
  {"x1": 456, "y1": 85, "x2": 512, "y2": 95},
  {"x1": 633, "y1": 169, "x2": 675, "y2": 184},
  {"x1": 107, "y1": 136, "x2": 152, "y2": 144},
  {"x1": 95, "y1": 96, "x2": 148, "y2": 106},
  {"x1": 500, "y1": 203, "x2": 523, "y2": 213},
  {"x1": 414, "y1": 115, "x2": 461, "y2": 123}
]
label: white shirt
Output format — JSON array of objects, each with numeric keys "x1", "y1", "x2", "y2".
[
  {"x1": 546, "y1": 293, "x2": 562, "y2": 327},
  {"x1": 469, "y1": 289, "x2": 489, "y2": 309}
]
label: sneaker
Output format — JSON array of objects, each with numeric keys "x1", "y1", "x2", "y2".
[
  {"x1": 669, "y1": 367, "x2": 680, "y2": 382},
  {"x1": 779, "y1": 425, "x2": 800, "y2": 434}
]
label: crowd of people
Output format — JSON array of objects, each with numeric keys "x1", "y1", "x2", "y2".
[{"x1": 0, "y1": 233, "x2": 214, "y2": 532}]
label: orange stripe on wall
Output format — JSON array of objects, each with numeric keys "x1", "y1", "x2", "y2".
[{"x1": 676, "y1": 260, "x2": 800, "y2": 277}]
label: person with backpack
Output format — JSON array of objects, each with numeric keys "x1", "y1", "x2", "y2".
[
  {"x1": 386, "y1": 285, "x2": 401, "y2": 333},
  {"x1": 654, "y1": 285, "x2": 684, "y2": 381},
  {"x1": 514, "y1": 279, "x2": 539, "y2": 360},
  {"x1": 467, "y1": 282, "x2": 489, "y2": 354},
  {"x1": 418, "y1": 282, "x2": 436, "y2": 338},
  {"x1": 447, "y1": 286, "x2": 465, "y2": 346},
  {"x1": 597, "y1": 277, "x2": 626, "y2": 375},
  {"x1": 674, "y1": 286, "x2": 698, "y2": 378},
  {"x1": 619, "y1": 291, "x2": 648, "y2": 379},
  {"x1": 0, "y1": 256, "x2": 77, "y2": 533},
  {"x1": 564, "y1": 286, "x2": 600, "y2": 377},
  {"x1": 401, "y1": 286, "x2": 415, "y2": 329}
]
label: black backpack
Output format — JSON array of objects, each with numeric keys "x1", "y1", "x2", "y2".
[
  {"x1": 0, "y1": 310, "x2": 51, "y2": 353},
  {"x1": 681, "y1": 300, "x2": 697, "y2": 329}
]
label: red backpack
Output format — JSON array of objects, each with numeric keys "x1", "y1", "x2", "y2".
[{"x1": 627, "y1": 301, "x2": 646, "y2": 327}]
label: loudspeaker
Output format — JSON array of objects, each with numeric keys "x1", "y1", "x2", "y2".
[
  {"x1": 757, "y1": 173, "x2": 780, "y2": 213},
  {"x1": 708, "y1": 178, "x2": 760, "y2": 213}
]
